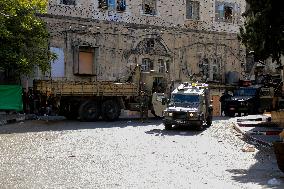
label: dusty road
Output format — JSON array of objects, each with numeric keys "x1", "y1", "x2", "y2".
[{"x1": 0, "y1": 117, "x2": 283, "y2": 189}]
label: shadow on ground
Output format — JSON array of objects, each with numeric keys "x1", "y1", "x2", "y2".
[
  {"x1": 0, "y1": 118, "x2": 162, "y2": 134},
  {"x1": 227, "y1": 137, "x2": 284, "y2": 188},
  {"x1": 145, "y1": 123, "x2": 211, "y2": 136},
  {"x1": 227, "y1": 149, "x2": 284, "y2": 188}
]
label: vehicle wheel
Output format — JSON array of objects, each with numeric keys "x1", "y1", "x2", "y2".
[
  {"x1": 228, "y1": 112, "x2": 235, "y2": 117},
  {"x1": 79, "y1": 100, "x2": 100, "y2": 121},
  {"x1": 196, "y1": 125, "x2": 204, "y2": 131},
  {"x1": 206, "y1": 116, "x2": 212, "y2": 126},
  {"x1": 101, "y1": 100, "x2": 120, "y2": 121},
  {"x1": 60, "y1": 101, "x2": 79, "y2": 120},
  {"x1": 165, "y1": 124, "x2": 172, "y2": 130}
]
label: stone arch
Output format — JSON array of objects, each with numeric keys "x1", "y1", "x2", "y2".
[{"x1": 124, "y1": 35, "x2": 172, "y2": 59}]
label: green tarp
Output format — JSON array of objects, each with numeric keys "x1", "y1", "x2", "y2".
[{"x1": 0, "y1": 85, "x2": 23, "y2": 111}]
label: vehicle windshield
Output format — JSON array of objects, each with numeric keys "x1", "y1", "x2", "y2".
[
  {"x1": 170, "y1": 94, "x2": 200, "y2": 107},
  {"x1": 234, "y1": 88, "x2": 257, "y2": 96}
]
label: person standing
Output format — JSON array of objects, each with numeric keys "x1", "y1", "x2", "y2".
[
  {"x1": 220, "y1": 90, "x2": 232, "y2": 116},
  {"x1": 139, "y1": 91, "x2": 149, "y2": 122}
]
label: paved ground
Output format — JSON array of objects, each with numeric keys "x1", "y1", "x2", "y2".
[{"x1": 0, "y1": 117, "x2": 283, "y2": 189}]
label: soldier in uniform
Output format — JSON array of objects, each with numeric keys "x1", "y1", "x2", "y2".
[
  {"x1": 139, "y1": 91, "x2": 149, "y2": 122},
  {"x1": 219, "y1": 90, "x2": 232, "y2": 116}
]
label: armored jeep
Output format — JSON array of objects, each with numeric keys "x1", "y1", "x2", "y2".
[
  {"x1": 163, "y1": 82, "x2": 213, "y2": 130},
  {"x1": 225, "y1": 85, "x2": 275, "y2": 116},
  {"x1": 224, "y1": 85, "x2": 261, "y2": 117}
]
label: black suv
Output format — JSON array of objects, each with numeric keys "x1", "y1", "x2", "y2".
[{"x1": 224, "y1": 86, "x2": 261, "y2": 117}]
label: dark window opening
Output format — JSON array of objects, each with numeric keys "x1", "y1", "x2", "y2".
[
  {"x1": 98, "y1": 0, "x2": 126, "y2": 11},
  {"x1": 98, "y1": 0, "x2": 109, "y2": 9},
  {"x1": 224, "y1": 6, "x2": 233, "y2": 21},
  {"x1": 145, "y1": 39, "x2": 155, "y2": 53},
  {"x1": 60, "y1": 0, "x2": 76, "y2": 6},
  {"x1": 143, "y1": 0, "x2": 156, "y2": 15},
  {"x1": 117, "y1": 0, "x2": 126, "y2": 11}
]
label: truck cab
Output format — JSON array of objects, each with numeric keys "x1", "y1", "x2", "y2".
[{"x1": 163, "y1": 82, "x2": 213, "y2": 130}]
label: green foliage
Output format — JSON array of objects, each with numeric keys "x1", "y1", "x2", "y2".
[
  {"x1": 239, "y1": 0, "x2": 284, "y2": 63},
  {"x1": 0, "y1": 0, "x2": 55, "y2": 76}
]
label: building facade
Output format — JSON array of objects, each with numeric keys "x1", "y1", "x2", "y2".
[{"x1": 36, "y1": 0, "x2": 246, "y2": 85}]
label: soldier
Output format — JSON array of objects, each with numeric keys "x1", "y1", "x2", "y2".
[
  {"x1": 219, "y1": 90, "x2": 232, "y2": 116},
  {"x1": 139, "y1": 91, "x2": 149, "y2": 122}
]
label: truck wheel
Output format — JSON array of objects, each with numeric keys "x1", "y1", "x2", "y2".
[
  {"x1": 60, "y1": 101, "x2": 79, "y2": 120},
  {"x1": 228, "y1": 112, "x2": 235, "y2": 117},
  {"x1": 206, "y1": 116, "x2": 212, "y2": 126},
  {"x1": 196, "y1": 125, "x2": 204, "y2": 131},
  {"x1": 79, "y1": 100, "x2": 100, "y2": 121},
  {"x1": 164, "y1": 124, "x2": 172, "y2": 130},
  {"x1": 101, "y1": 100, "x2": 120, "y2": 121}
]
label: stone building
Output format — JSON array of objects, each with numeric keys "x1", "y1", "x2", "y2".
[{"x1": 33, "y1": 0, "x2": 246, "y2": 86}]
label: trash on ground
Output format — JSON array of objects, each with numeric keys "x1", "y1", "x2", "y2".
[{"x1": 241, "y1": 146, "x2": 255, "y2": 152}]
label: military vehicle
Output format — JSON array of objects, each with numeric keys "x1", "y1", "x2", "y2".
[
  {"x1": 163, "y1": 82, "x2": 213, "y2": 130},
  {"x1": 224, "y1": 85, "x2": 275, "y2": 116},
  {"x1": 33, "y1": 65, "x2": 168, "y2": 121}
]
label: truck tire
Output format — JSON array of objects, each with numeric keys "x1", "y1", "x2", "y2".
[
  {"x1": 164, "y1": 124, "x2": 172, "y2": 130},
  {"x1": 227, "y1": 111, "x2": 235, "y2": 117},
  {"x1": 60, "y1": 101, "x2": 79, "y2": 120},
  {"x1": 196, "y1": 124, "x2": 204, "y2": 131},
  {"x1": 79, "y1": 100, "x2": 100, "y2": 121},
  {"x1": 101, "y1": 100, "x2": 120, "y2": 121},
  {"x1": 206, "y1": 115, "x2": 212, "y2": 126}
]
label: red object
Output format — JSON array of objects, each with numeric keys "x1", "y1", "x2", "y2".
[
  {"x1": 240, "y1": 80, "x2": 252, "y2": 87},
  {"x1": 266, "y1": 131, "x2": 282, "y2": 135}
]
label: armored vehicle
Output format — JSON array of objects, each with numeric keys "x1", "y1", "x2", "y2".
[
  {"x1": 224, "y1": 85, "x2": 261, "y2": 117},
  {"x1": 163, "y1": 82, "x2": 213, "y2": 130},
  {"x1": 225, "y1": 84, "x2": 277, "y2": 116}
]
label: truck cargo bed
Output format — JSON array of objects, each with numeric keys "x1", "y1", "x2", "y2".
[{"x1": 34, "y1": 80, "x2": 139, "y2": 96}]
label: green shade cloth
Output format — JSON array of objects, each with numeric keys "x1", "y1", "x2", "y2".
[{"x1": 0, "y1": 85, "x2": 23, "y2": 111}]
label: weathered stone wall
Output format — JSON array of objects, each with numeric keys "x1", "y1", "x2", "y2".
[
  {"x1": 39, "y1": 14, "x2": 245, "y2": 83},
  {"x1": 48, "y1": 0, "x2": 245, "y2": 33}
]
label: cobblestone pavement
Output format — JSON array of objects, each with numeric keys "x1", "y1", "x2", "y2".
[{"x1": 0, "y1": 118, "x2": 283, "y2": 189}]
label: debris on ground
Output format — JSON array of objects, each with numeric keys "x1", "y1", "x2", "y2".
[{"x1": 241, "y1": 145, "x2": 256, "y2": 152}]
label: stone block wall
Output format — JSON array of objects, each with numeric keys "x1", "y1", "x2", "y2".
[{"x1": 37, "y1": 14, "x2": 245, "y2": 84}]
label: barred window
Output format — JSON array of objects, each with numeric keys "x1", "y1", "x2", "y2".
[
  {"x1": 158, "y1": 59, "x2": 165, "y2": 73},
  {"x1": 141, "y1": 58, "x2": 154, "y2": 72},
  {"x1": 98, "y1": 0, "x2": 126, "y2": 11},
  {"x1": 60, "y1": 0, "x2": 76, "y2": 6},
  {"x1": 186, "y1": 1, "x2": 200, "y2": 20},
  {"x1": 143, "y1": 0, "x2": 157, "y2": 15},
  {"x1": 215, "y1": 1, "x2": 233, "y2": 22}
]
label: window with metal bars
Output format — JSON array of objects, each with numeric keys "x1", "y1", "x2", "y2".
[
  {"x1": 186, "y1": 0, "x2": 200, "y2": 20},
  {"x1": 60, "y1": 0, "x2": 76, "y2": 6},
  {"x1": 98, "y1": 0, "x2": 126, "y2": 11},
  {"x1": 143, "y1": 0, "x2": 157, "y2": 15}
]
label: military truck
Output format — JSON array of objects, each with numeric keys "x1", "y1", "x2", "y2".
[
  {"x1": 163, "y1": 82, "x2": 213, "y2": 130},
  {"x1": 33, "y1": 65, "x2": 168, "y2": 121},
  {"x1": 224, "y1": 85, "x2": 275, "y2": 116}
]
